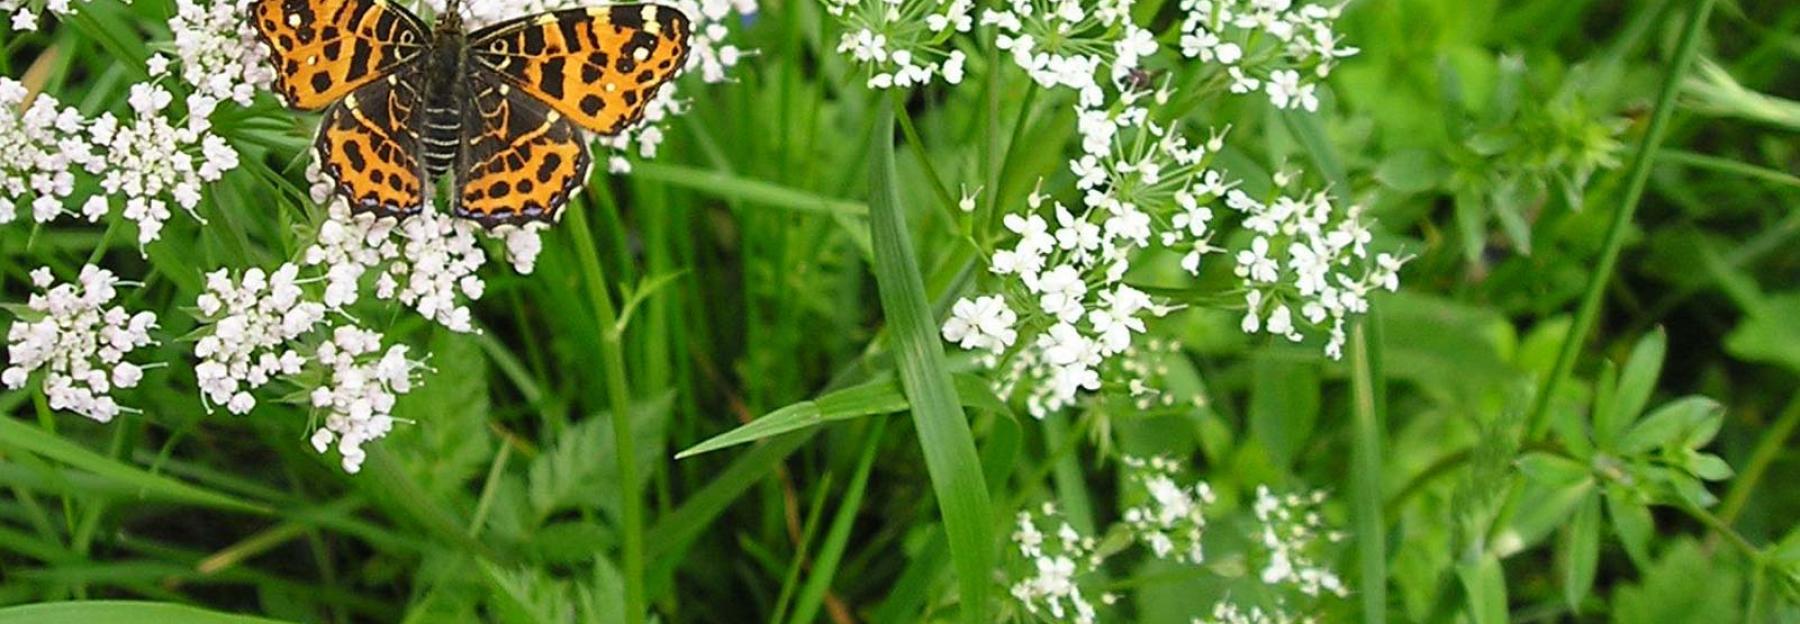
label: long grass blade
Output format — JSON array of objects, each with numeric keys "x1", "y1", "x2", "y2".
[{"x1": 867, "y1": 96, "x2": 995, "y2": 624}]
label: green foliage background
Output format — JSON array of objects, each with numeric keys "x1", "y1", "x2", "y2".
[{"x1": 1, "y1": 0, "x2": 1798, "y2": 622}]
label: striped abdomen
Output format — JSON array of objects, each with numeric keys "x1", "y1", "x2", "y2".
[{"x1": 420, "y1": 33, "x2": 466, "y2": 176}]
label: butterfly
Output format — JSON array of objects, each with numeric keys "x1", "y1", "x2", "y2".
[{"x1": 252, "y1": 0, "x2": 691, "y2": 228}]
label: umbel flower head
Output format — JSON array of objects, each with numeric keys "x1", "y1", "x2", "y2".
[
  {"x1": 824, "y1": 0, "x2": 973, "y2": 88},
  {"x1": 0, "y1": 78, "x2": 98, "y2": 226},
  {"x1": 4, "y1": 266, "x2": 159, "y2": 423}
]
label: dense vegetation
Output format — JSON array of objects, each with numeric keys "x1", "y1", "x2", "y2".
[{"x1": 0, "y1": 0, "x2": 1795, "y2": 622}]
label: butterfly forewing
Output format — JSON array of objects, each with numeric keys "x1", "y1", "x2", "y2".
[
  {"x1": 252, "y1": 0, "x2": 429, "y2": 110},
  {"x1": 466, "y1": 4, "x2": 692, "y2": 135},
  {"x1": 453, "y1": 71, "x2": 592, "y2": 227},
  {"x1": 316, "y1": 68, "x2": 428, "y2": 218}
]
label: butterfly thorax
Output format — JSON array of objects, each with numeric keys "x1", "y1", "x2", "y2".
[{"x1": 420, "y1": 16, "x2": 467, "y2": 177}]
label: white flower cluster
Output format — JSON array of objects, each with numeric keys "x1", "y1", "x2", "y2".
[
  {"x1": 87, "y1": 82, "x2": 240, "y2": 245},
  {"x1": 165, "y1": 0, "x2": 276, "y2": 106},
  {"x1": 1009, "y1": 503, "x2": 1109, "y2": 624},
  {"x1": 0, "y1": 78, "x2": 96, "y2": 226},
  {"x1": 982, "y1": 0, "x2": 1152, "y2": 106},
  {"x1": 193, "y1": 265, "x2": 326, "y2": 414},
  {"x1": 1251, "y1": 485, "x2": 1347, "y2": 598},
  {"x1": 949, "y1": 96, "x2": 1270, "y2": 416},
  {"x1": 1121, "y1": 455, "x2": 1216, "y2": 564},
  {"x1": 307, "y1": 324, "x2": 418, "y2": 473},
  {"x1": 1, "y1": 0, "x2": 100, "y2": 31},
  {"x1": 303, "y1": 192, "x2": 541, "y2": 333},
  {"x1": 1228, "y1": 174, "x2": 1407, "y2": 359},
  {"x1": 190, "y1": 263, "x2": 425, "y2": 473},
  {"x1": 3, "y1": 266, "x2": 158, "y2": 423},
  {"x1": 1196, "y1": 601, "x2": 1311, "y2": 624},
  {"x1": 1177, "y1": 0, "x2": 1359, "y2": 111},
  {"x1": 824, "y1": 0, "x2": 972, "y2": 89}
]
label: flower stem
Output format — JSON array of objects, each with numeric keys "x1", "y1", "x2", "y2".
[
  {"x1": 1525, "y1": 0, "x2": 1716, "y2": 440},
  {"x1": 566, "y1": 197, "x2": 646, "y2": 624}
]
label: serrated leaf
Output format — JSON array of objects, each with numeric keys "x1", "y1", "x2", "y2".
[
  {"x1": 1560, "y1": 494, "x2": 1600, "y2": 612},
  {"x1": 1603, "y1": 330, "x2": 1667, "y2": 449},
  {"x1": 1619, "y1": 396, "x2": 1721, "y2": 455},
  {"x1": 528, "y1": 395, "x2": 673, "y2": 524},
  {"x1": 392, "y1": 330, "x2": 494, "y2": 497}
]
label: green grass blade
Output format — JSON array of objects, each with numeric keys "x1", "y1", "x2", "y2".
[
  {"x1": 0, "y1": 601, "x2": 293, "y2": 624},
  {"x1": 0, "y1": 417, "x2": 270, "y2": 515},
  {"x1": 867, "y1": 96, "x2": 995, "y2": 624},
  {"x1": 629, "y1": 161, "x2": 869, "y2": 217},
  {"x1": 1525, "y1": 0, "x2": 1717, "y2": 439},
  {"x1": 786, "y1": 418, "x2": 886, "y2": 624},
  {"x1": 1349, "y1": 320, "x2": 1387, "y2": 624},
  {"x1": 675, "y1": 374, "x2": 1009, "y2": 459}
]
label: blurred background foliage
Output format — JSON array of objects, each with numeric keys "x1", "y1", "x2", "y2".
[{"x1": 0, "y1": 0, "x2": 1797, "y2": 622}]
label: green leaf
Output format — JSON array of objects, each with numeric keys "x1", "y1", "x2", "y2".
[
  {"x1": 1612, "y1": 538, "x2": 1741, "y2": 624},
  {"x1": 391, "y1": 330, "x2": 494, "y2": 497},
  {"x1": 866, "y1": 97, "x2": 994, "y2": 624},
  {"x1": 1602, "y1": 330, "x2": 1666, "y2": 449},
  {"x1": 1687, "y1": 452, "x2": 1734, "y2": 481},
  {"x1": 1560, "y1": 494, "x2": 1600, "y2": 612},
  {"x1": 787, "y1": 418, "x2": 886, "y2": 624},
  {"x1": 527, "y1": 395, "x2": 672, "y2": 523},
  {"x1": 1619, "y1": 397, "x2": 1722, "y2": 455},
  {"x1": 1606, "y1": 490, "x2": 1655, "y2": 571},
  {"x1": 1374, "y1": 149, "x2": 1449, "y2": 193},
  {"x1": 0, "y1": 416, "x2": 270, "y2": 515},
  {"x1": 0, "y1": 602, "x2": 292, "y2": 624},
  {"x1": 1457, "y1": 554, "x2": 1508, "y2": 624},
  {"x1": 1516, "y1": 452, "x2": 1590, "y2": 486},
  {"x1": 1249, "y1": 354, "x2": 1320, "y2": 470},
  {"x1": 675, "y1": 374, "x2": 1007, "y2": 459}
]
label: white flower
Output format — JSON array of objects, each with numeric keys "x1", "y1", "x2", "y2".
[
  {"x1": 168, "y1": 0, "x2": 275, "y2": 106},
  {"x1": 1120, "y1": 455, "x2": 1216, "y2": 565},
  {"x1": 4, "y1": 265, "x2": 158, "y2": 422},
  {"x1": 192, "y1": 265, "x2": 326, "y2": 414},
  {"x1": 1036, "y1": 265, "x2": 1088, "y2": 323},
  {"x1": 0, "y1": 79, "x2": 97, "y2": 225},
  {"x1": 88, "y1": 84, "x2": 238, "y2": 245},
  {"x1": 941, "y1": 295, "x2": 1018, "y2": 354},
  {"x1": 304, "y1": 324, "x2": 421, "y2": 473},
  {"x1": 1265, "y1": 69, "x2": 1318, "y2": 111}
]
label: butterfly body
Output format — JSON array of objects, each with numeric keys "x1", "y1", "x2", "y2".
[{"x1": 253, "y1": 0, "x2": 692, "y2": 228}]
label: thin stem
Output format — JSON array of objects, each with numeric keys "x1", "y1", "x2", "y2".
[
  {"x1": 566, "y1": 198, "x2": 646, "y2": 624},
  {"x1": 1349, "y1": 319, "x2": 1387, "y2": 624},
  {"x1": 1715, "y1": 391, "x2": 1800, "y2": 527},
  {"x1": 1525, "y1": 0, "x2": 1717, "y2": 440}
]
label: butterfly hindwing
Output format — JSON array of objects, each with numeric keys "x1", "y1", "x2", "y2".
[
  {"x1": 252, "y1": 0, "x2": 429, "y2": 110},
  {"x1": 315, "y1": 67, "x2": 427, "y2": 218},
  {"x1": 453, "y1": 71, "x2": 592, "y2": 227},
  {"x1": 466, "y1": 4, "x2": 691, "y2": 135}
]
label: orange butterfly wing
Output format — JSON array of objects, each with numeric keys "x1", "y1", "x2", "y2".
[
  {"x1": 453, "y1": 72, "x2": 591, "y2": 227},
  {"x1": 466, "y1": 4, "x2": 691, "y2": 135},
  {"x1": 315, "y1": 69, "x2": 427, "y2": 218},
  {"x1": 252, "y1": 0, "x2": 429, "y2": 110}
]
